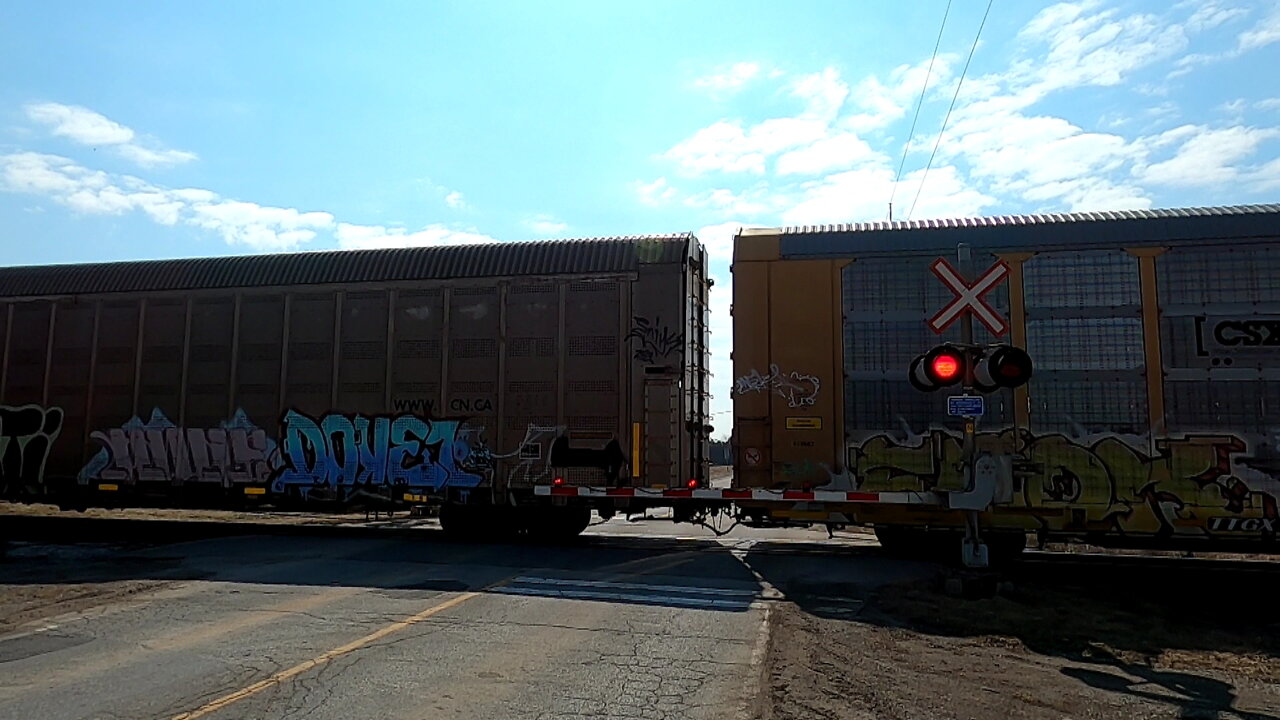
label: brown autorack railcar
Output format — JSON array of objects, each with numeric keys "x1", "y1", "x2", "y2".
[{"x1": 0, "y1": 235, "x2": 711, "y2": 538}]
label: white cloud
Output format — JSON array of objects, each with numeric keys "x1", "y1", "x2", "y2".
[
  {"x1": 789, "y1": 67, "x2": 849, "y2": 121},
  {"x1": 695, "y1": 220, "x2": 746, "y2": 262},
  {"x1": 189, "y1": 201, "x2": 334, "y2": 251},
  {"x1": 783, "y1": 165, "x2": 995, "y2": 225},
  {"x1": 694, "y1": 62, "x2": 762, "y2": 92},
  {"x1": 1220, "y1": 98, "x2": 1248, "y2": 116},
  {"x1": 1169, "y1": 3, "x2": 1280, "y2": 76},
  {"x1": 943, "y1": 112, "x2": 1138, "y2": 192},
  {"x1": 1238, "y1": 4, "x2": 1280, "y2": 51},
  {"x1": 1258, "y1": 98, "x2": 1280, "y2": 111},
  {"x1": 23, "y1": 102, "x2": 197, "y2": 167},
  {"x1": 523, "y1": 213, "x2": 568, "y2": 236},
  {"x1": 635, "y1": 177, "x2": 677, "y2": 206},
  {"x1": 335, "y1": 223, "x2": 496, "y2": 250},
  {"x1": 117, "y1": 144, "x2": 200, "y2": 168},
  {"x1": 845, "y1": 62, "x2": 944, "y2": 132},
  {"x1": 1, "y1": 151, "x2": 107, "y2": 196},
  {"x1": 2, "y1": 152, "x2": 356, "y2": 252},
  {"x1": 24, "y1": 102, "x2": 134, "y2": 145},
  {"x1": 776, "y1": 133, "x2": 879, "y2": 175},
  {"x1": 1244, "y1": 155, "x2": 1280, "y2": 190},
  {"x1": 444, "y1": 190, "x2": 466, "y2": 209},
  {"x1": 1184, "y1": 1, "x2": 1249, "y2": 33},
  {"x1": 664, "y1": 117, "x2": 827, "y2": 175},
  {"x1": 1133, "y1": 125, "x2": 1280, "y2": 187},
  {"x1": 653, "y1": 1, "x2": 1280, "y2": 229},
  {"x1": 683, "y1": 187, "x2": 772, "y2": 216},
  {"x1": 1014, "y1": 2, "x2": 1189, "y2": 99}
]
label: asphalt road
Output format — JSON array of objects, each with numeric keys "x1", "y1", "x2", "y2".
[{"x1": 0, "y1": 519, "x2": 930, "y2": 720}]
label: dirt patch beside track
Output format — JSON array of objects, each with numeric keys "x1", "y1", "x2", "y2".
[
  {"x1": 0, "y1": 542, "x2": 182, "y2": 636},
  {"x1": 764, "y1": 565, "x2": 1280, "y2": 719}
]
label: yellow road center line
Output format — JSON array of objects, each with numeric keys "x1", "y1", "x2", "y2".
[{"x1": 170, "y1": 577, "x2": 512, "y2": 720}]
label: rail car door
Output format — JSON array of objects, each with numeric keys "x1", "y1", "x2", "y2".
[{"x1": 642, "y1": 373, "x2": 679, "y2": 487}]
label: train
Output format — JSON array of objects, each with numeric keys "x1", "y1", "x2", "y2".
[{"x1": 1, "y1": 203, "x2": 1277, "y2": 562}]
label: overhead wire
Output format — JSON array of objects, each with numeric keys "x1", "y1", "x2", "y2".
[
  {"x1": 888, "y1": 0, "x2": 953, "y2": 222},
  {"x1": 907, "y1": 0, "x2": 995, "y2": 221}
]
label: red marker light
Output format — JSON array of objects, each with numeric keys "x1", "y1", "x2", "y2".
[
  {"x1": 931, "y1": 353, "x2": 961, "y2": 381},
  {"x1": 687, "y1": 479, "x2": 699, "y2": 489},
  {"x1": 552, "y1": 477, "x2": 564, "y2": 486}
]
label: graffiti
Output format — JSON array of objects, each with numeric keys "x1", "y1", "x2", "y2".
[
  {"x1": 626, "y1": 316, "x2": 683, "y2": 363},
  {"x1": 0, "y1": 405, "x2": 63, "y2": 493},
  {"x1": 842, "y1": 428, "x2": 1280, "y2": 538},
  {"x1": 449, "y1": 397, "x2": 493, "y2": 414},
  {"x1": 734, "y1": 364, "x2": 821, "y2": 408},
  {"x1": 272, "y1": 410, "x2": 488, "y2": 492},
  {"x1": 1209, "y1": 516, "x2": 1277, "y2": 532},
  {"x1": 505, "y1": 424, "x2": 567, "y2": 483},
  {"x1": 80, "y1": 409, "x2": 275, "y2": 486},
  {"x1": 781, "y1": 458, "x2": 818, "y2": 479}
]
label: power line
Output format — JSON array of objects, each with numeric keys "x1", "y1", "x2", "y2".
[
  {"x1": 888, "y1": 0, "x2": 952, "y2": 222},
  {"x1": 907, "y1": 0, "x2": 995, "y2": 221}
]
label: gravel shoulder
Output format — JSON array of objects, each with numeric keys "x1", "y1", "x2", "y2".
[
  {"x1": 764, "y1": 569, "x2": 1280, "y2": 719},
  {"x1": 0, "y1": 542, "x2": 182, "y2": 636}
]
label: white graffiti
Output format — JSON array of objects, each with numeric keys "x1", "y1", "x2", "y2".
[
  {"x1": 733, "y1": 364, "x2": 821, "y2": 408},
  {"x1": 505, "y1": 424, "x2": 567, "y2": 483}
]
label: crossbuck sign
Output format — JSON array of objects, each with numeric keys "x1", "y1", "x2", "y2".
[{"x1": 928, "y1": 258, "x2": 1010, "y2": 336}]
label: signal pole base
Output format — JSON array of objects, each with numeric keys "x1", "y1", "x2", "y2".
[
  {"x1": 960, "y1": 537, "x2": 989, "y2": 569},
  {"x1": 960, "y1": 509, "x2": 989, "y2": 568}
]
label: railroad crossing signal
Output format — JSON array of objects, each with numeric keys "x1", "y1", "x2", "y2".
[
  {"x1": 908, "y1": 343, "x2": 1033, "y2": 393},
  {"x1": 929, "y1": 258, "x2": 1010, "y2": 336}
]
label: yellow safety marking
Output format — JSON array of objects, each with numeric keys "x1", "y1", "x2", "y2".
[
  {"x1": 631, "y1": 422, "x2": 642, "y2": 478},
  {"x1": 784, "y1": 417, "x2": 822, "y2": 430},
  {"x1": 169, "y1": 575, "x2": 514, "y2": 720},
  {"x1": 243, "y1": 487, "x2": 266, "y2": 496},
  {"x1": 403, "y1": 493, "x2": 429, "y2": 503},
  {"x1": 98, "y1": 484, "x2": 119, "y2": 492}
]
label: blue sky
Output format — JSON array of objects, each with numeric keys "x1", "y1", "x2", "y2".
[{"x1": 2, "y1": 0, "x2": 1279, "y2": 434}]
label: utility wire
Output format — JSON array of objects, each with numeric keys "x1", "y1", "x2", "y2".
[
  {"x1": 888, "y1": 0, "x2": 952, "y2": 222},
  {"x1": 907, "y1": 0, "x2": 995, "y2": 221}
]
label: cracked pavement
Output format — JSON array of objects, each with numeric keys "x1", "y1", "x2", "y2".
[{"x1": 1, "y1": 523, "x2": 893, "y2": 720}]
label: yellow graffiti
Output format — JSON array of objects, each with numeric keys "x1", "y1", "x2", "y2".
[{"x1": 849, "y1": 429, "x2": 1276, "y2": 537}]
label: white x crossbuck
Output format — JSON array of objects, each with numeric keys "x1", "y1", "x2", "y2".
[{"x1": 928, "y1": 258, "x2": 1010, "y2": 336}]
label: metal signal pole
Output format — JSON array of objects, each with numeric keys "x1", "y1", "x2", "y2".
[{"x1": 956, "y1": 242, "x2": 987, "y2": 568}]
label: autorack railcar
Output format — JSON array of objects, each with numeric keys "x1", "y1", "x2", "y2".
[{"x1": 0, "y1": 235, "x2": 711, "y2": 538}]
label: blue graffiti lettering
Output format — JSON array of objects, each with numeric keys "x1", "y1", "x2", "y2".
[{"x1": 272, "y1": 411, "x2": 484, "y2": 492}]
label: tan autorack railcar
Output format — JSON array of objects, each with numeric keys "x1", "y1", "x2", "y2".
[{"x1": 731, "y1": 204, "x2": 1280, "y2": 558}]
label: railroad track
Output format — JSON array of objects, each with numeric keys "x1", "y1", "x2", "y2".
[{"x1": 5, "y1": 513, "x2": 1277, "y2": 576}]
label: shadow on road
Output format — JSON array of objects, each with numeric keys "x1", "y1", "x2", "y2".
[{"x1": 6, "y1": 511, "x2": 1280, "y2": 720}]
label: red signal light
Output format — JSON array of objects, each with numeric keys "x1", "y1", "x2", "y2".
[
  {"x1": 687, "y1": 478, "x2": 699, "y2": 489},
  {"x1": 910, "y1": 345, "x2": 967, "y2": 391},
  {"x1": 552, "y1": 476, "x2": 564, "y2": 486},
  {"x1": 931, "y1": 353, "x2": 961, "y2": 381}
]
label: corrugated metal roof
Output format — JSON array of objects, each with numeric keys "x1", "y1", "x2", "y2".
[
  {"x1": 778, "y1": 203, "x2": 1280, "y2": 234},
  {"x1": 772, "y1": 203, "x2": 1280, "y2": 257},
  {"x1": 0, "y1": 234, "x2": 695, "y2": 298}
]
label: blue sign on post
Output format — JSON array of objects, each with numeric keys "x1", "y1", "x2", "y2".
[{"x1": 947, "y1": 395, "x2": 985, "y2": 417}]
